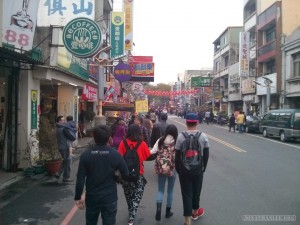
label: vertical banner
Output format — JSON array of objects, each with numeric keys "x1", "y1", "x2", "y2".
[
  {"x1": 31, "y1": 90, "x2": 38, "y2": 129},
  {"x1": 124, "y1": 0, "x2": 133, "y2": 51},
  {"x1": 239, "y1": 32, "x2": 250, "y2": 77},
  {"x1": 2, "y1": 0, "x2": 40, "y2": 51},
  {"x1": 110, "y1": 11, "x2": 125, "y2": 59}
]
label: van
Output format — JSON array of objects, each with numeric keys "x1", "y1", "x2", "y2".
[{"x1": 260, "y1": 109, "x2": 300, "y2": 142}]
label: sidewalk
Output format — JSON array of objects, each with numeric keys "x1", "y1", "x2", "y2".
[{"x1": 0, "y1": 137, "x2": 93, "y2": 192}]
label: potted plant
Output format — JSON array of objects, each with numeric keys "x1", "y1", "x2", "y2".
[{"x1": 37, "y1": 116, "x2": 62, "y2": 175}]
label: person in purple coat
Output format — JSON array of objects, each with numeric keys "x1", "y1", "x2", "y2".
[{"x1": 112, "y1": 117, "x2": 127, "y2": 149}]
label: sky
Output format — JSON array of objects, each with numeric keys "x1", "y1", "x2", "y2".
[{"x1": 116, "y1": 0, "x2": 244, "y2": 84}]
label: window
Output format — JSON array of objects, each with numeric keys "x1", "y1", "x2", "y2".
[
  {"x1": 266, "y1": 59, "x2": 275, "y2": 74},
  {"x1": 224, "y1": 55, "x2": 229, "y2": 67},
  {"x1": 293, "y1": 53, "x2": 300, "y2": 78},
  {"x1": 278, "y1": 113, "x2": 291, "y2": 122},
  {"x1": 265, "y1": 26, "x2": 275, "y2": 43}
]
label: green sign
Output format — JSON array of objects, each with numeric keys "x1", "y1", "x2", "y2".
[
  {"x1": 191, "y1": 77, "x2": 212, "y2": 87},
  {"x1": 63, "y1": 17, "x2": 102, "y2": 58},
  {"x1": 110, "y1": 12, "x2": 125, "y2": 59},
  {"x1": 31, "y1": 90, "x2": 38, "y2": 129}
]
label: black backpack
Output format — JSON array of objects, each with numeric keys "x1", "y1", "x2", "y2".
[
  {"x1": 180, "y1": 131, "x2": 202, "y2": 175},
  {"x1": 63, "y1": 127, "x2": 76, "y2": 141},
  {"x1": 123, "y1": 140, "x2": 142, "y2": 182}
]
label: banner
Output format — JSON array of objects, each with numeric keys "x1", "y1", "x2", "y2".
[
  {"x1": 128, "y1": 56, "x2": 154, "y2": 82},
  {"x1": 144, "y1": 90, "x2": 200, "y2": 96},
  {"x1": 37, "y1": 0, "x2": 95, "y2": 26},
  {"x1": 239, "y1": 32, "x2": 250, "y2": 77},
  {"x1": 82, "y1": 84, "x2": 98, "y2": 101},
  {"x1": 2, "y1": 0, "x2": 40, "y2": 51},
  {"x1": 110, "y1": 11, "x2": 125, "y2": 59},
  {"x1": 31, "y1": 90, "x2": 38, "y2": 129},
  {"x1": 124, "y1": 0, "x2": 133, "y2": 51}
]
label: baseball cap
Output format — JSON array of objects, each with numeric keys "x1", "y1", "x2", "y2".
[{"x1": 186, "y1": 113, "x2": 199, "y2": 123}]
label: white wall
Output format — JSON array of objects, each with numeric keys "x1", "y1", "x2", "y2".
[{"x1": 57, "y1": 85, "x2": 77, "y2": 119}]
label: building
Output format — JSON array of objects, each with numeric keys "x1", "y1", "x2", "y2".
[{"x1": 213, "y1": 26, "x2": 243, "y2": 114}]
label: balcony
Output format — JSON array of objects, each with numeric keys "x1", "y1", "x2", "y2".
[
  {"x1": 257, "y1": 4, "x2": 277, "y2": 30},
  {"x1": 258, "y1": 41, "x2": 276, "y2": 62}
]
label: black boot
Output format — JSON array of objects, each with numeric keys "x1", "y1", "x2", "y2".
[
  {"x1": 155, "y1": 203, "x2": 162, "y2": 221},
  {"x1": 165, "y1": 207, "x2": 173, "y2": 218}
]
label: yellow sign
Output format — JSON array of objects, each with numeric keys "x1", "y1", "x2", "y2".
[
  {"x1": 135, "y1": 100, "x2": 148, "y2": 113},
  {"x1": 124, "y1": 0, "x2": 133, "y2": 51}
]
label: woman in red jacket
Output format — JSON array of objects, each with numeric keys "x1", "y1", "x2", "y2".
[{"x1": 118, "y1": 124, "x2": 155, "y2": 225}]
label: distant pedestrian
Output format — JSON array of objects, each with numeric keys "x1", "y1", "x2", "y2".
[
  {"x1": 209, "y1": 110, "x2": 214, "y2": 124},
  {"x1": 151, "y1": 124, "x2": 178, "y2": 221},
  {"x1": 150, "y1": 111, "x2": 156, "y2": 124},
  {"x1": 205, "y1": 111, "x2": 210, "y2": 125},
  {"x1": 236, "y1": 111, "x2": 245, "y2": 133},
  {"x1": 66, "y1": 115, "x2": 77, "y2": 156},
  {"x1": 175, "y1": 113, "x2": 210, "y2": 225},
  {"x1": 74, "y1": 125, "x2": 129, "y2": 225},
  {"x1": 111, "y1": 117, "x2": 127, "y2": 149},
  {"x1": 228, "y1": 113, "x2": 236, "y2": 132},
  {"x1": 134, "y1": 116, "x2": 149, "y2": 145},
  {"x1": 150, "y1": 113, "x2": 169, "y2": 148},
  {"x1": 55, "y1": 116, "x2": 72, "y2": 182}
]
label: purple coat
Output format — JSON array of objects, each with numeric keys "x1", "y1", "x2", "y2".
[{"x1": 112, "y1": 125, "x2": 126, "y2": 149}]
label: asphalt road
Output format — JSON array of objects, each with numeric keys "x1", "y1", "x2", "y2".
[{"x1": 1, "y1": 115, "x2": 299, "y2": 225}]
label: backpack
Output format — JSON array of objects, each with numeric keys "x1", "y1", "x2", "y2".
[
  {"x1": 154, "y1": 139, "x2": 175, "y2": 176},
  {"x1": 63, "y1": 127, "x2": 76, "y2": 141},
  {"x1": 123, "y1": 139, "x2": 142, "y2": 182},
  {"x1": 180, "y1": 131, "x2": 202, "y2": 175}
]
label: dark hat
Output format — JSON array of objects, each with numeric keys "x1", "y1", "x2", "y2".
[
  {"x1": 160, "y1": 113, "x2": 168, "y2": 121},
  {"x1": 186, "y1": 113, "x2": 199, "y2": 123}
]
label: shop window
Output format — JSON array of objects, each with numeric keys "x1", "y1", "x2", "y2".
[
  {"x1": 293, "y1": 53, "x2": 300, "y2": 78},
  {"x1": 266, "y1": 59, "x2": 275, "y2": 74},
  {"x1": 265, "y1": 26, "x2": 275, "y2": 43}
]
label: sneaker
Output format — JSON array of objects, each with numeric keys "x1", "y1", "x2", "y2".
[
  {"x1": 54, "y1": 173, "x2": 60, "y2": 180},
  {"x1": 62, "y1": 178, "x2": 73, "y2": 183},
  {"x1": 128, "y1": 220, "x2": 134, "y2": 225},
  {"x1": 192, "y1": 208, "x2": 204, "y2": 220}
]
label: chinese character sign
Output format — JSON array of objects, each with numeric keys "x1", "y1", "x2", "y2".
[
  {"x1": 82, "y1": 84, "x2": 97, "y2": 101},
  {"x1": 2, "y1": 0, "x2": 40, "y2": 51},
  {"x1": 113, "y1": 62, "x2": 132, "y2": 82},
  {"x1": 124, "y1": 0, "x2": 133, "y2": 51},
  {"x1": 128, "y1": 56, "x2": 155, "y2": 82},
  {"x1": 191, "y1": 77, "x2": 212, "y2": 87},
  {"x1": 37, "y1": 0, "x2": 95, "y2": 26},
  {"x1": 31, "y1": 90, "x2": 38, "y2": 129},
  {"x1": 239, "y1": 32, "x2": 250, "y2": 77},
  {"x1": 110, "y1": 11, "x2": 125, "y2": 59},
  {"x1": 135, "y1": 100, "x2": 148, "y2": 114}
]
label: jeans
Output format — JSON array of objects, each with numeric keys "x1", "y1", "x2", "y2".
[
  {"x1": 58, "y1": 148, "x2": 71, "y2": 179},
  {"x1": 156, "y1": 173, "x2": 176, "y2": 207},
  {"x1": 86, "y1": 200, "x2": 117, "y2": 225},
  {"x1": 178, "y1": 172, "x2": 203, "y2": 217},
  {"x1": 238, "y1": 124, "x2": 244, "y2": 133}
]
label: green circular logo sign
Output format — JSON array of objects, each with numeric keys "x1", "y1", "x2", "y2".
[{"x1": 63, "y1": 17, "x2": 102, "y2": 58}]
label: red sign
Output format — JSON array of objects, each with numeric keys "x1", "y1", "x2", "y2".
[{"x1": 82, "y1": 84, "x2": 97, "y2": 101}]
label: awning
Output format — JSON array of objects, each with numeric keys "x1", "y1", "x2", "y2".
[{"x1": 0, "y1": 46, "x2": 43, "y2": 66}]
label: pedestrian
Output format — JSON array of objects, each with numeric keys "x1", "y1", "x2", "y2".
[
  {"x1": 134, "y1": 116, "x2": 149, "y2": 145},
  {"x1": 118, "y1": 124, "x2": 156, "y2": 225},
  {"x1": 74, "y1": 125, "x2": 129, "y2": 225},
  {"x1": 150, "y1": 113, "x2": 169, "y2": 148},
  {"x1": 228, "y1": 113, "x2": 236, "y2": 132},
  {"x1": 111, "y1": 117, "x2": 127, "y2": 149},
  {"x1": 151, "y1": 124, "x2": 178, "y2": 221},
  {"x1": 142, "y1": 114, "x2": 153, "y2": 146},
  {"x1": 209, "y1": 110, "x2": 214, "y2": 124},
  {"x1": 205, "y1": 110, "x2": 210, "y2": 125},
  {"x1": 55, "y1": 116, "x2": 72, "y2": 182},
  {"x1": 66, "y1": 115, "x2": 77, "y2": 156},
  {"x1": 150, "y1": 111, "x2": 156, "y2": 124},
  {"x1": 175, "y1": 113, "x2": 210, "y2": 225},
  {"x1": 236, "y1": 111, "x2": 245, "y2": 133}
]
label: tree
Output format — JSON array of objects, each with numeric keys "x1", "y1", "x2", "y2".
[{"x1": 145, "y1": 83, "x2": 172, "y2": 108}]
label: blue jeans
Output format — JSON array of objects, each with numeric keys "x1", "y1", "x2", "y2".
[
  {"x1": 85, "y1": 200, "x2": 117, "y2": 225},
  {"x1": 238, "y1": 124, "x2": 244, "y2": 133},
  {"x1": 156, "y1": 173, "x2": 176, "y2": 207}
]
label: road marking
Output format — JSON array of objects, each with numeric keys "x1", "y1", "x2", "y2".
[
  {"x1": 170, "y1": 118, "x2": 246, "y2": 153},
  {"x1": 61, "y1": 193, "x2": 85, "y2": 225}
]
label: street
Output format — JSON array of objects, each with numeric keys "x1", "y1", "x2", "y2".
[{"x1": 1, "y1": 115, "x2": 299, "y2": 225}]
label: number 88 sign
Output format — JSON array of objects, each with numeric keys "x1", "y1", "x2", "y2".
[{"x1": 4, "y1": 30, "x2": 30, "y2": 48}]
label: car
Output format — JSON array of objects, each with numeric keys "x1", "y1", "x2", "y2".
[{"x1": 244, "y1": 115, "x2": 262, "y2": 133}]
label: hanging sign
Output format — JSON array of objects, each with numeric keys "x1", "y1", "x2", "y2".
[
  {"x1": 113, "y1": 62, "x2": 132, "y2": 82},
  {"x1": 31, "y1": 90, "x2": 38, "y2": 129}
]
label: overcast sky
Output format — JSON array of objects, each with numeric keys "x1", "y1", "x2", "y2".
[{"x1": 116, "y1": 0, "x2": 244, "y2": 84}]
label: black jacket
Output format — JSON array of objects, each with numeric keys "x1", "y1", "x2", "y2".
[{"x1": 150, "y1": 121, "x2": 168, "y2": 147}]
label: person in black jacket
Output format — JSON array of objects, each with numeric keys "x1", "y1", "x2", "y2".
[
  {"x1": 74, "y1": 125, "x2": 129, "y2": 225},
  {"x1": 150, "y1": 113, "x2": 169, "y2": 148},
  {"x1": 228, "y1": 113, "x2": 236, "y2": 132}
]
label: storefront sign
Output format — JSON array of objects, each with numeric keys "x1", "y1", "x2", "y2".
[
  {"x1": 82, "y1": 84, "x2": 97, "y2": 101},
  {"x1": 135, "y1": 99, "x2": 148, "y2": 113},
  {"x1": 37, "y1": 0, "x2": 95, "y2": 26},
  {"x1": 63, "y1": 17, "x2": 102, "y2": 58},
  {"x1": 124, "y1": 0, "x2": 133, "y2": 51},
  {"x1": 191, "y1": 77, "x2": 212, "y2": 87},
  {"x1": 128, "y1": 56, "x2": 154, "y2": 82},
  {"x1": 2, "y1": 0, "x2": 40, "y2": 51},
  {"x1": 239, "y1": 32, "x2": 250, "y2": 77},
  {"x1": 110, "y1": 11, "x2": 125, "y2": 59},
  {"x1": 31, "y1": 90, "x2": 38, "y2": 129},
  {"x1": 113, "y1": 62, "x2": 132, "y2": 82}
]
